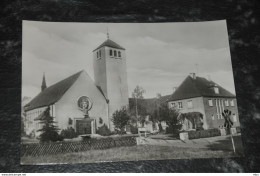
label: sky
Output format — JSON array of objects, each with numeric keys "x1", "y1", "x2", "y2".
[{"x1": 22, "y1": 20, "x2": 236, "y2": 99}]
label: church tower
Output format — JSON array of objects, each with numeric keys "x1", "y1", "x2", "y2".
[{"x1": 93, "y1": 35, "x2": 129, "y2": 130}]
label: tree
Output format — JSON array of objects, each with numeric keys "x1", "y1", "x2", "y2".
[
  {"x1": 157, "y1": 102, "x2": 182, "y2": 136},
  {"x1": 222, "y1": 109, "x2": 236, "y2": 153},
  {"x1": 132, "y1": 85, "x2": 146, "y2": 99},
  {"x1": 179, "y1": 112, "x2": 204, "y2": 130},
  {"x1": 111, "y1": 107, "x2": 130, "y2": 134},
  {"x1": 131, "y1": 85, "x2": 147, "y2": 127},
  {"x1": 37, "y1": 106, "x2": 63, "y2": 142}
]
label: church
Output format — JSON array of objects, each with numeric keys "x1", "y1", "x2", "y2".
[{"x1": 24, "y1": 37, "x2": 129, "y2": 137}]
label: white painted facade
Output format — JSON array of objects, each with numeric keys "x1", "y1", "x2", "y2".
[{"x1": 93, "y1": 45, "x2": 129, "y2": 130}]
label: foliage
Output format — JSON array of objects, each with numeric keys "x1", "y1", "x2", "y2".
[
  {"x1": 37, "y1": 107, "x2": 63, "y2": 142},
  {"x1": 130, "y1": 125, "x2": 138, "y2": 134},
  {"x1": 130, "y1": 85, "x2": 148, "y2": 127},
  {"x1": 111, "y1": 107, "x2": 130, "y2": 134},
  {"x1": 96, "y1": 124, "x2": 111, "y2": 136},
  {"x1": 68, "y1": 118, "x2": 73, "y2": 125},
  {"x1": 99, "y1": 117, "x2": 103, "y2": 124},
  {"x1": 179, "y1": 112, "x2": 204, "y2": 130},
  {"x1": 159, "y1": 103, "x2": 182, "y2": 135},
  {"x1": 188, "y1": 129, "x2": 221, "y2": 139},
  {"x1": 132, "y1": 85, "x2": 146, "y2": 99},
  {"x1": 60, "y1": 127, "x2": 78, "y2": 139}
]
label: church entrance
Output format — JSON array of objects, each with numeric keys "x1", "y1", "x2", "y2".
[{"x1": 76, "y1": 119, "x2": 93, "y2": 135}]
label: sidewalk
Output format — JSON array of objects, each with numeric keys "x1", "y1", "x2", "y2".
[{"x1": 137, "y1": 134, "x2": 241, "y2": 149}]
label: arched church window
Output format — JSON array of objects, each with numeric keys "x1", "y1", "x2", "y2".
[
  {"x1": 118, "y1": 51, "x2": 121, "y2": 57},
  {"x1": 96, "y1": 51, "x2": 98, "y2": 58},
  {"x1": 99, "y1": 50, "x2": 101, "y2": 57},
  {"x1": 114, "y1": 50, "x2": 117, "y2": 57},
  {"x1": 110, "y1": 49, "x2": 113, "y2": 56}
]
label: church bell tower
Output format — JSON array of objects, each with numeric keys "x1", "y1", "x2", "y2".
[{"x1": 93, "y1": 34, "x2": 129, "y2": 130}]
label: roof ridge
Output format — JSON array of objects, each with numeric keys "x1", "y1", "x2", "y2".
[
  {"x1": 25, "y1": 70, "x2": 84, "y2": 111},
  {"x1": 44, "y1": 70, "x2": 83, "y2": 91},
  {"x1": 93, "y1": 38, "x2": 125, "y2": 51}
]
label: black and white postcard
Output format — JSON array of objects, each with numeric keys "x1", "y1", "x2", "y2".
[{"x1": 21, "y1": 20, "x2": 243, "y2": 164}]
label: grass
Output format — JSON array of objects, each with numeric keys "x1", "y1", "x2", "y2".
[{"x1": 21, "y1": 135, "x2": 243, "y2": 165}]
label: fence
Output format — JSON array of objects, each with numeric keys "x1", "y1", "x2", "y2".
[{"x1": 21, "y1": 137, "x2": 137, "y2": 157}]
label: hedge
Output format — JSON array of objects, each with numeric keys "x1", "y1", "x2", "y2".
[{"x1": 188, "y1": 128, "x2": 221, "y2": 139}]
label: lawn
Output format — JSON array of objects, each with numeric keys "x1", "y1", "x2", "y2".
[{"x1": 21, "y1": 135, "x2": 243, "y2": 165}]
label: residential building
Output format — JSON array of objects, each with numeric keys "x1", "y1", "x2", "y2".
[{"x1": 168, "y1": 73, "x2": 239, "y2": 130}]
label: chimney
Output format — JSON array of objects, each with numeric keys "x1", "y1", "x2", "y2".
[
  {"x1": 189, "y1": 73, "x2": 196, "y2": 79},
  {"x1": 41, "y1": 73, "x2": 47, "y2": 92}
]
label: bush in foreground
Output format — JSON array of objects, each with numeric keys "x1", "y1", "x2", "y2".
[
  {"x1": 96, "y1": 124, "x2": 111, "y2": 136},
  {"x1": 188, "y1": 128, "x2": 220, "y2": 139},
  {"x1": 60, "y1": 127, "x2": 78, "y2": 139}
]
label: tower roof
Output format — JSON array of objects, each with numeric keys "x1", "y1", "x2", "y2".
[
  {"x1": 93, "y1": 39, "x2": 125, "y2": 51},
  {"x1": 168, "y1": 75, "x2": 236, "y2": 101},
  {"x1": 41, "y1": 73, "x2": 47, "y2": 91}
]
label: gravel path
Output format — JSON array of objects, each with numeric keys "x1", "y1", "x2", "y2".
[{"x1": 138, "y1": 134, "x2": 241, "y2": 149}]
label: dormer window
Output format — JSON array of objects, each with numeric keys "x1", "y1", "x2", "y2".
[
  {"x1": 118, "y1": 51, "x2": 121, "y2": 57},
  {"x1": 214, "y1": 87, "x2": 219, "y2": 94},
  {"x1": 114, "y1": 50, "x2": 117, "y2": 57},
  {"x1": 110, "y1": 49, "x2": 113, "y2": 56}
]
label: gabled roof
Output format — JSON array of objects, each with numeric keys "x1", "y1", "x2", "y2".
[
  {"x1": 128, "y1": 94, "x2": 171, "y2": 115},
  {"x1": 25, "y1": 70, "x2": 83, "y2": 111},
  {"x1": 168, "y1": 76, "x2": 236, "y2": 101},
  {"x1": 93, "y1": 39, "x2": 125, "y2": 51}
]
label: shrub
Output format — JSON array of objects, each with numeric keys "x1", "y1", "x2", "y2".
[
  {"x1": 39, "y1": 130, "x2": 63, "y2": 143},
  {"x1": 188, "y1": 128, "x2": 220, "y2": 139},
  {"x1": 60, "y1": 127, "x2": 78, "y2": 139},
  {"x1": 130, "y1": 125, "x2": 138, "y2": 134},
  {"x1": 111, "y1": 107, "x2": 130, "y2": 134},
  {"x1": 37, "y1": 106, "x2": 62, "y2": 142},
  {"x1": 236, "y1": 126, "x2": 241, "y2": 133},
  {"x1": 96, "y1": 124, "x2": 111, "y2": 136}
]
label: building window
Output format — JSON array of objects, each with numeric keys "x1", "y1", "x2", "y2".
[
  {"x1": 96, "y1": 51, "x2": 99, "y2": 58},
  {"x1": 118, "y1": 51, "x2": 121, "y2": 57},
  {"x1": 99, "y1": 50, "x2": 101, "y2": 57},
  {"x1": 171, "y1": 102, "x2": 175, "y2": 108},
  {"x1": 178, "y1": 102, "x2": 183, "y2": 109},
  {"x1": 114, "y1": 50, "x2": 117, "y2": 57},
  {"x1": 211, "y1": 114, "x2": 215, "y2": 120},
  {"x1": 233, "y1": 114, "x2": 237, "y2": 122},
  {"x1": 187, "y1": 100, "x2": 193, "y2": 108},
  {"x1": 216, "y1": 99, "x2": 220, "y2": 119},
  {"x1": 208, "y1": 99, "x2": 213, "y2": 106},
  {"x1": 110, "y1": 49, "x2": 113, "y2": 56},
  {"x1": 214, "y1": 87, "x2": 219, "y2": 94},
  {"x1": 225, "y1": 100, "x2": 229, "y2": 106},
  {"x1": 230, "y1": 100, "x2": 234, "y2": 106}
]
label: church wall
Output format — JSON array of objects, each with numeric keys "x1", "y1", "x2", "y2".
[
  {"x1": 93, "y1": 47, "x2": 108, "y2": 98},
  {"x1": 104, "y1": 47, "x2": 129, "y2": 130},
  {"x1": 55, "y1": 71, "x2": 109, "y2": 131}
]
